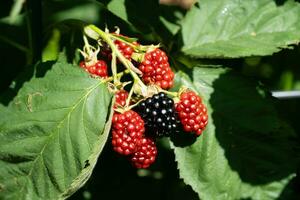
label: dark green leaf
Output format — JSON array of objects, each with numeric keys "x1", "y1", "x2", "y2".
[
  {"x1": 107, "y1": 0, "x2": 159, "y2": 32},
  {"x1": 0, "y1": 57, "x2": 113, "y2": 199},
  {"x1": 107, "y1": 0, "x2": 185, "y2": 44},
  {"x1": 181, "y1": 0, "x2": 300, "y2": 58},
  {"x1": 171, "y1": 66, "x2": 298, "y2": 200},
  {"x1": 46, "y1": 1, "x2": 104, "y2": 24}
]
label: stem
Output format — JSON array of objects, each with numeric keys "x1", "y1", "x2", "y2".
[
  {"x1": 125, "y1": 82, "x2": 134, "y2": 107},
  {"x1": 126, "y1": 98, "x2": 144, "y2": 111},
  {"x1": 103, "y1": 69, "x2": 130, "y2": 83},
  {"x1": 85, "y1": 25, "x2": 144, "y2": 84},
  {"x1": 110, "y1": 34, "x2": 159, "y2": 53},
  {"x1": 109, "y1": 34, "x2": 139, "y2": 50},
  {"x1": 0, "y1": 34, "x2": 29, "y2": 53},
  {"x1": 9, "y1": 0, "x2": 26, "y2": 24},
  {"x1": 83, "y1": 35, "x2": 91, "y2": 56},
  {"x1": 160, "y1": 89, "x2": 178, "y2": 97},
  {"x1": 111, "y1": 51, "x2": 117, "y2": 84}
]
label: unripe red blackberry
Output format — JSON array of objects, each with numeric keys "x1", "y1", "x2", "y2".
[
  {"x1": 114, "y1": 39, "x2": 134, "y2": 60},
  {"x1": 101, "y1": 34, "x2": 134, "y2": 61},
  {"x1": 114, "y1": 89, "x2": 128, "y2": 108},
  {"x1": 79, "y1": 61, "x2": 86, "y2": 69},
  {"x1": 130, "y1": 137, "x2": 157, "y2": 168},
  {"x1": 176, "y1": 91, "x2": 208, "y2": 136},
  {"x1": 135, "y1": 92, "x2": 180, "y2": 138},
  {"x1": 139, "y1": 48, "x2": 174, "y2": 89},
  {"x1": 111, "y1": 110, "x2": 145, "y2": 155},
  {"x1": 80, "y1": 60, "x2": 108, "y2": 78}
]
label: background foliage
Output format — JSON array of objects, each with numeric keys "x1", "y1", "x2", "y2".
[{"x1": 0, "y1": 0, "x2": 300, "y2": 199}]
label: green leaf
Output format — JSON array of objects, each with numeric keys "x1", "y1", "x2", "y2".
[
  {"x1": 107, "y1": 0, "x2": 159, "y2": 32},
  {"x1": 158, "y1": 5, "x2": 185, "y2": 37},
  {"x1": 181, "y1": 0, "x2": 300, "y2": 58},
  {"x1": 50, "y1": 2, "x2": 104, "y2": 24},
  {"x1": 107, "y1": 0, "x2": 184, "y2": 44},
  {"x1": 107, "y1": 0, "x2": 129, "y2": 25},
  {"x1": 0, "y1": 57, "x2": 113, "y2": 199},
  {"x1": 171, "y1": 66, "x2": 298, "y2": 200}
]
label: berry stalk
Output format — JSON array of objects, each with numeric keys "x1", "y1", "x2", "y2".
[
  {"x1": 159, "y1": 89, "x2": 178, "y2": 97},
  {"x1": 84, "y1": 25, "x2": 145, "y2": 86},
  {"x1": 109, "y1": 34, "x2": 137, "y2": 50},
  {"x1": 111, "y1": 51, "x2": 118, "y2": 84},
  {"x1": 103, "y1": 69, "x2": 130, "y2": 83}
]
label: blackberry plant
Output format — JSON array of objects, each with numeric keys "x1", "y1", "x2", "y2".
[{"x1": 1, "y1": 0, "x2": 300, "y2": 200}]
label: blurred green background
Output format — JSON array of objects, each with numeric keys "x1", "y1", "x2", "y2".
[{"x1": 0, "y1": 1, "x2": 299, "y2": 199}]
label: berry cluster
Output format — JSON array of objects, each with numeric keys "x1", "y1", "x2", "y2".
[
  {"x1": 176, "y1": 91, "x2": 208, "y2": 136},
  {"x1": 80, "y1": 60, "x2": 108, "y2": 78},
  {"x1": 111, "y1": 109, "x2": 157, "y2": 168},
  {"x1": 80, "y1": 27, "x2": 209, "y2": 169},
  {"x1": 135, "y1": 92, "x2": 180, "y2": 138},
  {"x1": 111, "y1": 89, "x2": 208, "y2": 168},
  {"x1": 139, "y1": 49, "x2": 174, "y2": 89},
  {"x1": 112, "y1": 89, "x2": 158, "y2": 168},
  {"x1": 80, "y1": 33, "x2": 175, "y2": 90}
]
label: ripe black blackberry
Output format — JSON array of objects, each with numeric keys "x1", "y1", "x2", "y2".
[{"x1": 135, "y1": 92, "x2": 180, "y2": 137}]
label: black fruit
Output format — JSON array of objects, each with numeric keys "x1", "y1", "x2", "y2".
[{"x1": 135, "y1": 92, "x2": 180, "y2": 137}]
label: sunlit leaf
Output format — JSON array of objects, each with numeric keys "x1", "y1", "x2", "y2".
[
  {"x1": 181, "y1": 0, "x2": 300, "y2": 58},
  {"x1": 0, "y1": 56, "x2": 113, "y2": 199}
]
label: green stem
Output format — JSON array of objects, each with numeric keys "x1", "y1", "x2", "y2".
[
  {"x1": 160, "y1": 89, "x2": 178, "y2": 97},
  {"x1": 9, "y1": 0, "x2": 26, "y2": 24},
  {"x1": 109, "y1": 34, "x2": 137, "y2": 49},
  {"x1": 111, "y1": 51, "x2": 118, "y2": 84},
  {"x1": 126, "y1": 98, "x2": 144, "y2": 111},
  {"x1": 125, "y1": 82, "x2": 135, "y2": 107},
  {"x1": 104, "y1": 69, "x2": 130, "y2": 83},
  {"x1": 84, "y1": 25, "x2": 144, "y2": 84},
  {"x1": 0, "y1": 34, "x2": 29, "y2": 53},
  {"x1": 83, "y1": 35, "x2": 91, "y2": 56},
  {"x1": 109, "y1": 34, "x2": 146, "y2": 53}
]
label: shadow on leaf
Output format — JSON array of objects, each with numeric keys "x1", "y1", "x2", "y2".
[
  {"x1": 210, "y1": 70, "x2": 298, "y2": 185},
  {"x1": 170, "y1": 131, "x2": 197, "y2": 147}
]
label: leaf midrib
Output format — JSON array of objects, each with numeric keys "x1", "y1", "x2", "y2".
[{"x1": 16, "y1": 80, "x2": 103, "y2": 199}]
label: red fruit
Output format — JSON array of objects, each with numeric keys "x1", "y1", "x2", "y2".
[
  {"x1": 111, "y1": 110, "x2": 145, "y2": 155},
  {"x1": 101, "y1": 34, "x2": 135, "y2": 61},
  {"x1": 130, "y1": 137, "x2": 157, "y2": 168},
  {"x1": 175, "y1": 90, "x2": 208, "y2": 136},
  {"x1": 114, "y1": 89, "x2": 128, "y2": 108},
  {"x1": 80, "y1": 60, "x2": 108, "y2": 78},
  {"x1": 114, "y1": 39, "x2": 134, "y2": 60},
  {"x1": 139, "y1": 48, "x2": 174, "y2": 89},
  {"x1": 93, "y1": 60, "x2": 108, "y2": 77},
  {"x1": 79, "y1": 61, "x2": 86, "y2": 68}
]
